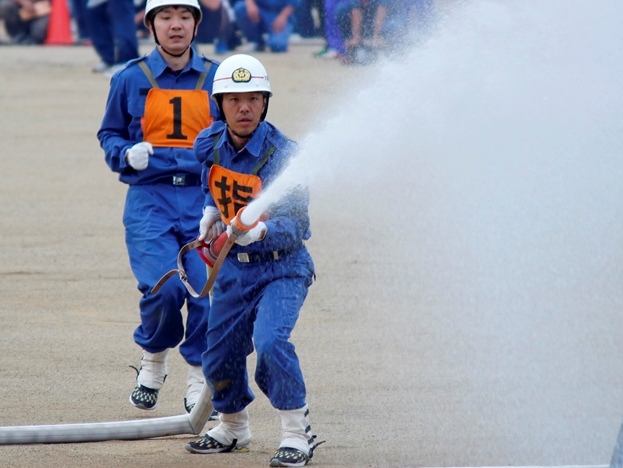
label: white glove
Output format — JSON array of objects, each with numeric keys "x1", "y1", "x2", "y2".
[
  {"x1": 199, "y1": 206, "x2": 224, "y2": 241},
  {"x1": 126, "y1": 142, "x2": 153, "y2": 170},
  {"x1": 228, "y1": 219, "x2": 267, "y2": 246}
]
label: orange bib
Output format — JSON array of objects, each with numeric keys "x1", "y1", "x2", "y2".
[
  {"x1": 142, "y1": 88, "x2": 212, "y2": 148},
  {"x1": 209, "y1": 165, "x2": 263, "y2": 224}
]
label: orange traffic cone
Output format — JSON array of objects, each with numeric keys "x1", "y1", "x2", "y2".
[{"x1": 45, "y1": 0, "x2": 74, "y2": 45}]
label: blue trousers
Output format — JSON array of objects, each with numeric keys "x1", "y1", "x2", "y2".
[
  {"x1": 202, "y1": 248, "x2": 314, "y2": 412},
  {"x1": 86, "y1": 0, "x2": 139, "y2": 66},
  {"x1": 234, "y1": 1, "x2": 294, "y2": 52},
  {"x1": 124, "y1": 184, "x2": 208, "y2": 366}
]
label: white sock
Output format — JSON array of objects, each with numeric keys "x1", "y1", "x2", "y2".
[
  {"x1": 137, "y1": 349, "x2": 168, "y2": 390},
  {"x1": 208, "y1": 407, "x2": 252, "y2": 446},
  {"x1": 278, "y1": 405, "x2": 311, "y2": 455}
]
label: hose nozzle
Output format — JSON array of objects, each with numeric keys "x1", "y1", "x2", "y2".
[{"x1": 231, "y1": 206, "x2": 259, "y2": 235}]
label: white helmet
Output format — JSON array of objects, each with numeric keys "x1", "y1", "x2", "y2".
[
  {"x1": 144, "y1": 0, "x2": 202, "y2": 27},
  {"x1": 212, "y1": 54, "x2": 272, "y2": 97}
]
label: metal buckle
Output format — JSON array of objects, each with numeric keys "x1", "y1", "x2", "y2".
[
  {"x1": 237, "y1": 252, "x2": 250, "y2": 263},
  {"x1": 172, "y1": 175, "x2": 186, "y2": 186}
]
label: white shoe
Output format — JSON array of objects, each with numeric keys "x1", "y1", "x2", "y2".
[
  {"x1": 319, "y1": 48, "x2": 341, "y2": 60},
  {"x1": 239, "y1": 41, "x2": 262, "y2": 52},
  {"x1": 92, "y1": 61, "x2": 110, "y2": 73}
]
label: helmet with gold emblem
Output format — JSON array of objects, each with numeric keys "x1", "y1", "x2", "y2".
[{"x1": 212, "y1": 54, "x2": 272, "y2": 97}]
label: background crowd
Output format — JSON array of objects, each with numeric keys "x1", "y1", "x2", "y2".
[{"x1": 0, "y1": 0, "x2": 433, "y2": 68}]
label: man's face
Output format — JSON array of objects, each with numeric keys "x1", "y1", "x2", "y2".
[
  {"x1": 153, "y1": 7, "x2": 197, "y2": 53},
  {"x1": 221, "y1": 92, "x2": 266, "y2": 138}
]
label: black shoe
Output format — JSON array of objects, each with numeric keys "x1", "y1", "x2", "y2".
[
  {"x1": 185, "y1": 435, "x2": 249, "y2": 454},
  {"x1": 269, "y1": 447, "x2": 309, "y2": 467},
  {"x1": 129, "y1": 383, "x2": 159, "y2": 410},
  {"x1": 270, "y1": 436, "x2": 326, "y2": 467},
  {"x1": 184, "y1": 399, "x2": 219, "y2": 420}
]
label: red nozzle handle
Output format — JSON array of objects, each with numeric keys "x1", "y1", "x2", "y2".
[{"x1": 197, "y1": 231, "x2": 228, "y2": 268}]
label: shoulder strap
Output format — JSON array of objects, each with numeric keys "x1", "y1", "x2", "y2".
[
  {"x1": 252, "y1": 144, "x2": 276, "y2": 175},
  {"x1": 195, "y1": 72, "x2": 208, "y2": 90},
  {"x1": 197, "y1": 58, "x2": 218, "y2": 90},
  {"x1": 210, "y1": 130, "x2": 275, "y2": 174},
  {"x1": 137, "y1": 59, "x2": 159, "y2": 89},
  {"x1": 212, "y1": 131, "x2": 223, "y2": 165}
]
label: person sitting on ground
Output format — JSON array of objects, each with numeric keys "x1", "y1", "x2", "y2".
[
  {"x1": 194, "y1": 0, "x2": 241, "y2": 54},
  {"x1": 0, "y1": 0, "x2": 50, "y2": 44},
  {"x1": 336, "y1": 0, "x2": 389, "y2": 64},
  {"x1": 233, "y1": 0, "x2": 300, "y2": 52}
]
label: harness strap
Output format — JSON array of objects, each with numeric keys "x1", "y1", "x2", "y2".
[
  {"x1": 195, "y1": 71, "x2": 208, "y2": 90},
  {"x1": 212, "y1": 131, "x2": 275, "y2": 175},
  {"x1": 137, "y1": 58, "x2": 209, "y2": 90},
  {"x1": 137, "y1": 60, "x2": 159, "y2": 88}
]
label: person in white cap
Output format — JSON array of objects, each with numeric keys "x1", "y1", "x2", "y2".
[
  {"x1": 96, "y1": 0, "x2": 220, "y2": 417},
  {"x1": 185, "y1": 53, "x2": 324, "y2": 467}
]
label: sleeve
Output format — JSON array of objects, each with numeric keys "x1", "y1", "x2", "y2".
[
  {"x1": 258, "y1": 140, "x2": 312, "y2": 251},
  {"x1": 96, "y1": 74, "x2": 134, "y2": 174},
  {"x1": 193, "y1": 126, "x2": 218, "y2": 209}
]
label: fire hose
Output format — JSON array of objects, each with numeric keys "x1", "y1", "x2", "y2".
[
  {"x1": 0, "y1": 209, "x2": 260, "y2": 445},
  {"x1": 0, "y1": 384, "x2": 214, "y2": 444}
]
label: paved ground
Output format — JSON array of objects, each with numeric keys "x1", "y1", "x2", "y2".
[{"x1": 1, "y1": 13, "x2": 622, "y2": 468}]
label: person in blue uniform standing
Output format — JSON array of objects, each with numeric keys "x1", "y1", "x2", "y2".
[
  {"x1": 184, "y1": 54, "x2": 323, "y2": 467},
  {"x1": 96, "y1": 0, "x2": 220, "y2": 416},
  {"x1": 86, "y1": 0, "x2": 139, "y2": 74}
]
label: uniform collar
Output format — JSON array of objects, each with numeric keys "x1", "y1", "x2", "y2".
[
  {"x1": 146, "y1": 46, "x2": 203, "y2": 78},
  {"x1": 217, "y1": 121, "x2": 269, "y2": 159}
]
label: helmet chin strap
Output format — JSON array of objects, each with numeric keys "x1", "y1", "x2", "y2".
[{"x1": 152, "y1": 29, "x2": 196, "y2": 58}]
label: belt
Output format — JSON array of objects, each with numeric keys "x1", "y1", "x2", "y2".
[
  {"x1": 235, "y1": 251, "x2": 282, "y2": 263},
  {"x1": 152, "y1": 174, "x2": 201, "y2": 186},
  {"x1": 235, "y1": 247, "x2": 299, "y2": 263}
]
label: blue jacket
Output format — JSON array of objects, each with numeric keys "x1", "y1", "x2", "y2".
[
  {"x1": 97, "y1": 47, "x2": 220, "y2": 185},
  {"x1": 194, "y1": 120, "x2": 312, "y2": 256}
]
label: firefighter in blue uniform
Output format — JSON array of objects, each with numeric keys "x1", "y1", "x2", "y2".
[
  {"x1": 186, "y1": 54, "x2": 323, "y2": 467},
  {"x1": 96, "y1": 0, "x2": 220, "y2": 415}
]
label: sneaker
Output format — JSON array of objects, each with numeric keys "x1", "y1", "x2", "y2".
[
  {"x1": 312, "y1": 47, "x2": 328, "y2": 57},
  {"x1": 314, "y1": 48, "x2": 340, "y2": 60},
  {"x1": 270, "y1": 447, "x2": 309, "y2": 467},
  {"x1": 129, "y1": 349, "x2": 168, "y2": 410},
  {"x1": 185, "y1": 434, "x2": 250, "y2": 454},
  {"x1": 104, "y1": 63, "x2": 126, "y2": 78},
  {"x1": 321, "y1": 49, "x2": 341, "y2": 60},
  {"x1": 239, "y1": 41, "x2": 265, "y2": 52},
  {"x1": 92, "y1": 61, "x2": 110, "y2": 73},
  {"x1": 269, "y1": 436, "x2": 325, "y2": 467},
  {"x1": 129, "y1": 383, "x2": 160, "y2": 410}
]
